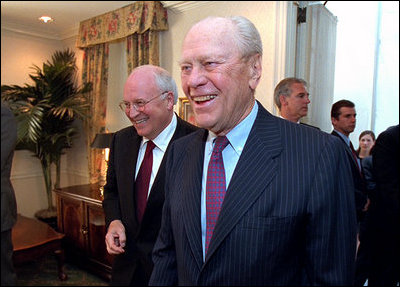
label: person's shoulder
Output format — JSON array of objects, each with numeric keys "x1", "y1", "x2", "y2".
[
  {"x1": 1, "y1": 102, "x2": 13, "y2": 117},
  {"x1": 177, "y1": 116, "x2": 200, "y2": 133},
  {"x1": 300, "y1": 122, "x2": 320, "y2": 130},
  {"x1": 383, "y1": 124, "x2": 399, "y2": 138},
  {"x1": 375, "y1": 124, "x2": 399, "y2": 151},
  {"x1": 172, "y1": 128, "x2": 206, "y2": 148},
  {"x1": 114, "y1": 125, "x2": 137, "y2": 139},
  {"x1": 361, "y1": 155, "x2": 373, "y2": 166}
]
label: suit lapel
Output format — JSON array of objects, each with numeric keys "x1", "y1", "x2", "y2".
[
  {"x1": 205, "y1": 106, "x2": 283, "y2": 260},
  {"x1": 118, "y1": 128, "x2": 141, "y2": 228},
  {"x1": 145, "y1": 117, "x2": 190, "y2": 221},
  {"x1": 182, "y1": 130, "x2": 208, "y2": 269},
  {"x1": 331, "y1": 130, "x2": 359, "y2": 167}
]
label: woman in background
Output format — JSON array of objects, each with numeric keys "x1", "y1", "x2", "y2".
[
  {"x1": 354, "y1": 130, "x2": 376, "y2": 286},
  {"x1": 356, "y1": 130, "x2": 375, "y2": 159}
]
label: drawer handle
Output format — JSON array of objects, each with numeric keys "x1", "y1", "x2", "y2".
[{"x1": 81, "y1": 226, "x2": 88, "y2": 235}]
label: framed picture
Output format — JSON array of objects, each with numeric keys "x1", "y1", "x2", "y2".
[{"x1": 178, "y1": 98, "x2": 197, "y2": 126}]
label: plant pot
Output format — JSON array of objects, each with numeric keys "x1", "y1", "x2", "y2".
[{"x1": 34, "y1": 208, "x2": 58, "y2": 231}]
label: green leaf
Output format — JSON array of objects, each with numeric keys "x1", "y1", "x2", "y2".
[{"x1": 1, "y1": 48, "x2": 93, "y2": 210}]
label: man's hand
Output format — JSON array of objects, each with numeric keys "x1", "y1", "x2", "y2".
[
  {"x1": 362, "y1": 198, "x2": 371, "y2": 212},
  {"x1": 105, "y1": 220, "x2": 126, "y2": 255}
]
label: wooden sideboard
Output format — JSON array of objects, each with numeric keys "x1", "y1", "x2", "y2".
[{"x1": 54, "y1": 183, "x2": 113, "y2": 281}]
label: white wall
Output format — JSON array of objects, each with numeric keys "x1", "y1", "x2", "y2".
[
  {"x1": 106, "y1": 39, "x2": 131, "y2": 133},
  {"x1": 160, "y1": 1, "x2": 279, "y2": 112},
  {"x1": 326, "y1": 1, "x2": 399, "y2": 147},
  {"x1": 1, "y1": 29, "x2": 89, "y2": 218}
]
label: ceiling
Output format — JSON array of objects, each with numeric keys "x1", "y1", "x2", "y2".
[{"x1": 1, "y1": 1, "x2": 212, "y2": 40}]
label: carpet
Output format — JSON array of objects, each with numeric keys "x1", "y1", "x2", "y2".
[{"x1": 15, "y1": 253, "x2": 109, "y2": 286}]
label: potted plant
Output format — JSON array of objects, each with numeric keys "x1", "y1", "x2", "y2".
[{"x1": 1, "y1": 49, "x2": 92, "y2": 223}]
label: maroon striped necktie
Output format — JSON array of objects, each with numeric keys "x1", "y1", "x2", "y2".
[
  {"x1": 205, "y1": 136, "x2": 229, "y2": 254},
  {"x1": 350, "y1": 141, "x2": 361, "y2": 173},
  {"x1": 135, "y1": 140, "x2": 155, "y2": 223}
]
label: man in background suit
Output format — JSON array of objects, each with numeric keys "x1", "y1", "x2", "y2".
[
  {"x1": 273, "y1": 77, "x2": 319, "y2": 129},
  {"x1": 102, "y1": 65, "x2": 198, "y2": 285},
  {"x1": 150, "y1": 16, "x2": 357, "y2": 285},
  {"x1": 1, "y1": 102, "x2": 18, "y2": 286},
  {"x1": 330, "y1": 99, "x2": 368, "y2": 222}
]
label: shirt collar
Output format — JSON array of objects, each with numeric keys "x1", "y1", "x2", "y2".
[
  {"x1": 334, "y1": 129, "x2": 350, "y2": 146},
  {"x1": 207, "y1": 100, "x2": 258, "y2": 156}
]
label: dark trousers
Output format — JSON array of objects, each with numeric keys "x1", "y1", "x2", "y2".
[
  {"x1": 354, "y1": 215, "x2": 371, "y2": 286},
  {"x1": 1, "y1": 230, "x2": 16, "y2": 286}
]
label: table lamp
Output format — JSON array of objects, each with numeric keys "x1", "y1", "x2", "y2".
[{"x1": 90, "y1": 132, "x2": 114, "y2": 197}]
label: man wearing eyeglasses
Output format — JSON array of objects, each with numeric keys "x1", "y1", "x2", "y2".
[{"x1": 102, "y1": 65, "x2": 198, "y2": 286}]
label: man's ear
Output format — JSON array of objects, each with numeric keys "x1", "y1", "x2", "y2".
[
  {"x1": 249, "y1": 54, "x2": 262, "y2": 90},
  {"x1": 279, "y1": 94, "x2": 288, "y2": 107},
  {"x1": 166, "y1": 92, "x2": 175, "y2": 110}
]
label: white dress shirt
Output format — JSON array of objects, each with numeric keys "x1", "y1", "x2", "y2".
[{"x1": 135, "y1": 113, "x2": 177, "y2": 198}]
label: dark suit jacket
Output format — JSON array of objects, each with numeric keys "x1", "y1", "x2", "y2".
[
  {"x1": 331, "y1": 130, "x2": 367, "y2": 221},
  {"x1": 102, "y1": 115, "x2": 198, "y2": 285},
  {"x1": 300, "y1": 122, "x2": 320, "y2": 130},
  {"x1": 361, "y1": 156, "x2": 375, "y2": 197},
  {"x1": 150, "y1": 103, "x2": 357, "y2": 286},
  {"x1": 1, "y1": 103, "x2": 17, "y2": 232},
  {"x1": 367, "y1": 124, "x2": 399, "y2": 285}
]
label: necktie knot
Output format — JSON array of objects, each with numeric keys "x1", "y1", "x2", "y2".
[
  {"x1": 145, "y1": 140, "x2": 156, "y2": 153},
  {"x1": 212, "y1": 136, "x2": 229, "y2": 155}
]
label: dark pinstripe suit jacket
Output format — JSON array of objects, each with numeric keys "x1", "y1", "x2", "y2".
[
  {"x1": 150, "y1": 103, "x2": 357, "y2": 286},
  {"x1": 102, "y1": 115, "x2": 198, "y2": 285}
]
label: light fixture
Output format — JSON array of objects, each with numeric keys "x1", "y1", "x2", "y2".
[
  {"x1": 38, "y1": 16, "x2": 54, "y2": 23},
  {"x1": 91, "y1": 133, "x2": 114, "y2": 198}
]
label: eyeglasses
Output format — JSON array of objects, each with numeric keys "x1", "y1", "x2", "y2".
[{"x1": 119, "y1": 91, "x2": 169, "y2": 112}]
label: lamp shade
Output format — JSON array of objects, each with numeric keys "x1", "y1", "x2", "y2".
[{"x1": 90, "y1": 133, "x2": 114, "y2": 149}]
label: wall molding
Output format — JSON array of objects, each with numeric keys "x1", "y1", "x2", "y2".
[
  {"x1": 161, "y1": 1, "x2": 214, "y2": 13},
  {"x1": 11, "y1": 169, "x2": 88, "y2": 181},
  {"x1": 1, "y1": 24, "x2": 62, "y2": 41}
]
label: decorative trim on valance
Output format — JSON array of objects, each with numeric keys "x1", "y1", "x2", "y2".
[{"x1": 76, "y1": 1, "x2": 168, "y2": 48}]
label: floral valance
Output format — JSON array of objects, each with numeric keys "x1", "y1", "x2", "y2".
[{"x1": 76, "y1": 1, "x2": 168, "y2": 48}]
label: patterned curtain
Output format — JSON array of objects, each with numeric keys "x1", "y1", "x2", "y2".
[
  {"x1": 125, "y1": 1, "x2": 166, "y2": 74},
  {"x1": 82, "y1": 44, "x2": 109, "y2": 184},
  {"x1": 126, "y1": 30, "x2": 159, "y2": 74},
  {"x1": 76, "y1": 1, "x2": 168, "y2": 49},
  {"x1": 77, "y1": 1, "x2": 167, "y2": 183}
]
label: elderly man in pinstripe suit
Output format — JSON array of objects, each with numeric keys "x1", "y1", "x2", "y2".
[{"x1": 150, "y1": 16, "x2": 357, "y2": 286}]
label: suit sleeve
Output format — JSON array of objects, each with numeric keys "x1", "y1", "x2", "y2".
[
  {"x1": 1, "y1": 106, "x2": 17, "y2": 170},
  {"x1": 102, "y1": 134, "x2": 122, "y2": 228},
  {"x1": 149, "y1": 142, "x2": 179, "y2": 285},
  {"x1": 305, "y1": 135, "x2": 357, "y2": 285},
  {"x1": 373, "y1": 127, "x2": 399, "y2": 207},
  {"x1": 1, "y1": 105, "x2": 18, "y2": 231}
]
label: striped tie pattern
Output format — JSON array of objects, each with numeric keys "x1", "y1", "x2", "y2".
[{"x1": 206, "y1": 136, "x2": 229, "y2": 253}]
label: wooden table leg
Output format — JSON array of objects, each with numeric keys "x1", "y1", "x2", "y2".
[
  {"x1": 54, "y1": 248, "x2": 67, "y2": 281},
  {"x1": 12, "y1": 214, "x2": 68, "y2": 281}
]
